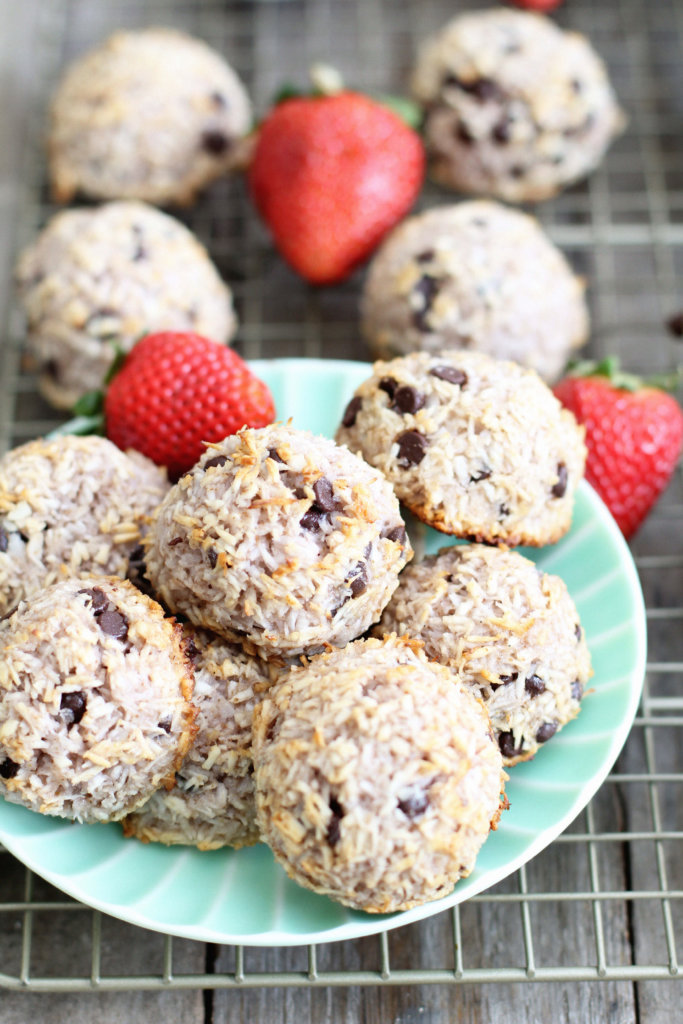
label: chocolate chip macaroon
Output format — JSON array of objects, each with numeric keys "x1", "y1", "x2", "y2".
[
  {"x1": 361, "y1": 200, "x2": 589, "y2": 382},
  {"x1": 375, "y1": 544, "x2": 592, "y2": 766},
  {"x1": 146, "y1": 423, "x2": 412, "y2": 658},
  {"x1": 335, "y1": 350, "x2": 586, "y2": 547},
  {"x1": 15, "y1": 201, "x2": 236, "y2": 409},
  {"x1": 48, "y1": 27, "x2": 252, "y2": 206},
  {"x1": 252, "y1": 635, "x2": 507, "y2": 913},
  {"x1": 0, "y1": 577, "x2": 196, "y2": 823},
  {"x1": 411, "y1": 7, "x2": 624, "y2": 202}
]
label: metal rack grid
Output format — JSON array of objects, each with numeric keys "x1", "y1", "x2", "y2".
[{"x1": 0, "y1": 0, "x2": 681, "y2": 1004}]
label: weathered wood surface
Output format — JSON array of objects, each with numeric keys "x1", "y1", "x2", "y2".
[{"x1": 0, "y1": 1, "x2": 680, "y2": 1021}]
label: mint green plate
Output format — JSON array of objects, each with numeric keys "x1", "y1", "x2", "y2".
[{"x1": 0, "y1": 359, "x2": 647, "y2": 945}]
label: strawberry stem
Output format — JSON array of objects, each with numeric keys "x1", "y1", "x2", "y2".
[{"x1": 309, "y1": 63, "x2": 344, "y2": 96}]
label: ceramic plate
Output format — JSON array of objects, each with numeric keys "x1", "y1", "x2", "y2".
[{"x1": 0, "y1": 358, "x2": 647, "y2": 946}]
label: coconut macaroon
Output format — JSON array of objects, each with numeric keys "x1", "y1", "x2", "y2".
[
  {"x1": 0, "y1": 577, "x2": 196, "y2": 823},
  {"x1": 15, "y1": 201, "x2": 236, "y2": 409},
  {"x1": 374, "y1": 545, "x2": 592, "y2": 766},
  {"x1": 146, "y1": 424, "x2": 412, "y2": 658},
  {"x1": 411, "y1": 8, "x2": 624, "y2": 202},
  {"x1": 336, "y1": 350, "x2": 586, "y2": 547},
  {"x1": 252, "y1": 635, "x2": 506, "y2": 913},
  {"x1": 48, "y1": 27, "x2": 252, "y2": 206},
  {"x1": 0, "y1": 435, "x2": 168, "y2": 619},
  {"x1": 361, "y1": 201, "x2": 589, "y2": 382},
  {"x1": 123, "y1": 627, "x2": 281, "y2": 850}
]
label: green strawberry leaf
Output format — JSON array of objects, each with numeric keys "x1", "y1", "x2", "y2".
[
  {"x1": 376, "y1": 93, "x2": 423, "y2": 130},
  {"x1": 45, "y1": 413, "x2": 105, "y2": 440}
]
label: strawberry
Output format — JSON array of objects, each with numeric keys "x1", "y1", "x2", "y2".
[
  {"x1": 507, "y1": 0, "x2": 564, "y2": 11},
  {"x1": 103, "y1": 332, "x2": 275, "y2": 480},
  {"x1": 248, "y1": 75, "x2": 425, "y2": 285},
  {"x1": 553, "y1": 359, "x2": 683, "y2": 538}
]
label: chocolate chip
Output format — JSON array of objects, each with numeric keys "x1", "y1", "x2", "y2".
[
  {"x1": 499, "y1": 502, "x2": 510, "y2": 518},
  {"x1": 498, "y1": 731, "x2": 523, "y2": 759},
  {"x1": 0, "y1": 526, "x2": 8, "y2": 553},
  {"x1": 210, "y1": 90, "x2": 227, "y2": 108},
  {"x1": 131, "y1": 226, "x2": 147, "y2": 262},
  {"x1": 204, "y1": 455, "x2": 228, "y2": 470},
  {"x1": 268, "y1": 448, "x2": 285, "y2": 464},
  {"x1": 469, "y1": 466, "x2": 492, "y2": 483},
  {"x1": 207, "y1": 548, "x2": 218, "y2": 569},
  {"x1": 445, "y1": 75, "x2": 504, "y2": 103},
  {"x1": 300, "y1": 506, "x2": 324, "y2": 531},
  {"x1": 499, "y1": 673, "x2": 518, "y2": 684},
  {"x1": 571, "y1": 680, "x2": 583, "y2": 701},
  {"x1": 79, "y1": 587, "x2": 108, "y2": 614},
  {"x1": 570, "y1": 78, "x2": 583, "y2": 94},
  {"x1": 158, "y1": 716, "x2": 172, "y2": 734},
  {"x1": 552, "y1": 462, "x2": 568, "y2": 498},
  {"x1": 455, "y1": 120, "x2": 475, "y2": 144},
  {"x1": 327, "y1": 796, "x2": 344, "y2": 847},
  {"x1": 60, "y1": 691, "x2": 87, "y2": 727},
  {"x1": 412, "y1": 275, "x2": 442, "y2": 332},
  {"x1": 666, "y1": 312, "x2": 683, "y2": 337},
  {"x1": 429, "y1": 365, "x2": 468, "y2": 387},
  {"x1": 525, "y1": 674, "x2": 546, "y2": 697},
  {"x1": 398, "y1": 788, "x2": 429, "y2": 818},
  {"x1": 393, "y1": 385, "x2": 425, "y2": 415},
  {"x1": 396, "y1": 430, "x2": 428, "y2": 467},
  {"x1": 185, "y1": 635, "x2": 200, "y2": 663},
  {"x1": 97, "y1": 609, "x2": 129, "y2": 641},
  {"x1": 201, "y1": 129, "x2": 230, "y2": 155},
  {"x1": 378, "y1": 376, "x2": 398, "y2": 399},
  {"x1": 536, "y1": 721, "x2": 558, "y2": 743},
  {"x1": 341, "y1": 395, "x2": 362, "y2": 428},
  {"x1": 575, "y1": 623, "x2": 582, "y2": 642},
  {"x1": 128, "y1": 544, "x2": 145, "y2": 566},
  {"x1": 416, "y1": 249, "x2": 435, "y2": 263},
  {"x1": 313, "y1": 477, "x2": 336, "y2": 512},
  {"x1": 169, "y1": 537, "x2": 183, "y2": 548},
  {"x1": 0, "y1": 758, "x2": 19, "y2": 779},
  {"x1": 348, "y1": 562, "x2": 367, "y2": 597},
  {"x1": 382, "y1": 524, "x2": 407, "y2": 544},
  {"x1": 44, "y1": 359, "x2": 61, "y2": 381},
  {"x1": 492, "y1": 117, "x2": 511, "y2": 144}
]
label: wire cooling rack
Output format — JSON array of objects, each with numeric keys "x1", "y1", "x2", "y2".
[{"x1": 0, "y1": 0, "x2": 681, "y2": 999}]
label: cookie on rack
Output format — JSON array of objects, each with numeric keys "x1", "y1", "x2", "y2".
[
  {"x1": 374, "y1": 544, "x2": 592, "y2": 766},
  {"x1": 335, "y1": 350, "x2": 586, "y2": 547},
  {"x1": 15, "y1": 201, "x2": 236, "y2": 409},
  {"x1": 0, "y1": 434, "x2": 168, "y2": 619},
  {"x1": 361, "y1": 200, "x2": 588, "y2": 382},
  {"x1": 252, "y1": 634, "x2": 506, "y2": 913},
  {"x1": 411, "y1": 7, "x2": 624, "y2": 202},
  {"x1": 48, "y1": 27, "x2": 252, "y2": 206},
  {"x1": 0, "y1": 577, "x2": 196, "y2": 823},
  {"x1": 123, "y1": 627, "x2": 281, "y2": 850},
  {"x1": 146, "y1": 423, "x2": 412, "y2": 658}
]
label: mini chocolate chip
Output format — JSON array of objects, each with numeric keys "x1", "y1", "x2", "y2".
[
  {"x1": 398, "y1": 789, "x2": 429, "y2": 818},
  {"x1": 393, "y1": 385, "x2": 425, "y2": 415},
  {"x1": 492, "y1": 117, "x2": 511, "y2": 144},
  {"x1": 79, "y1": 587, "x2": 108, "y2": 614},
  {"x1": 383, "y1": 524, "x2": 407, "y2": 544},
  {"x1": 510, "y1": 164, "x2": 526, "y2": 178},
  {"x1": 498, "y1": 731, "x2": 523, "y2": 759},
  {"x1": 327, "y1": 796, "x2": 344, "y2": 847},
  {"x1": 552, "y1": 462, "x2": 568, "y2": 498},
  {"x1": 313, "y1": 477, "x2": 336, "y2": 512},
  {"x1": 666, "y1": 312, "x2": 683, "y2": 337},
  {"x1": 504, "y1": 40, "x2": 521, "y2": 55},
  {"x1": 571, "y1": 680, "x2": 583, "y2": 701},
  {"x1": 60, "y1": 691, "x2": 87, "y2": 726},
  {"x1": 210, "y1": 90, "x2": 227, "y2": 108},
  {"x1": 416, "y1": 249, "x2": 435, "y2": 263},
  {"x1": 348, "y1": 563, "x2": 368, "y2": 597},
  {"x1": 204, "y1": 455, "x2": 228, "y2": 470},
  {"x1": 168, "y1": 537, "x2": 183, "y2": 548},
  {"x1": 396, "y1": 430, "x2": 427, "y2": 467},
  {"x1": 44, "y1": 359, "x2": 61, "y2": 381},
  {"x1": 499, "y1": 502, "x2": 510, "y2": 518},
  {"x1": 201, "y1": 129, "x2": 230, "y2": 155},
  {"x1": 185, "y1": 635, "x2": 200, "y2": 663},
  {"x1": 499, "y1": 673, "x2": 518, "y2": 684},
  {"x1": 455, "y1": 120, "x2": 475, "y2": 144},
  {"x1": 158, "y1": 716, "x2": 172, "y2": 734},
  {"x1": 0, "y1": 526, "x2": 8, "y2": 553},
  {"x1": 469, "y1": 467, "x2": 492, "y2": 483},
  {"x1": 300, "y1": 506, "x2": 324, "y2": 531},
  {"x1": 97, "y1": 609, "x2": 129, "y2": 641},
  {"x1": 132, "y1": 242, "x2": 147, "y2": 262},
  {"x1": 207, "y1": 548, "x2": 218, "y2": 569},
  {"x1": 429, "y1": 365, "x2": 468, "y2": 387},
  {"x1": 570, "y1": 78, "x2": 583, "y2": 94},
  {"x1": 536, "y1": 721, "x2": 558, "y2": 743},
  {"x1": 363, "y1": 542, "x2": 372, "y2": 560},
  {"x1": 268, "y1": 448, "x2": 285, "y2": 464},
  {"x1": 412, "y1": 275, "x2": 442, "y2": 332},
  {"x1": 128, "y1": 544, "x2": 145, "y2": 565},
  {"x1": 378, "y1": 376, "x2": 398, "y2": 399},
  {"x1": 341, "y1": 395, "x2": 362, "y2": 428},
  {"x1": 447, "y1": 75, "x2": 504, "y2": 102},
  {"x1": 575, "y1": 623, "x2": 582, "y2": 642},
  {"x1": 0, "y1": 758, "x2": 19, "y2": 779},
  {"x1": 525, "y1": 674, "x2": 546, "y2": 696}
]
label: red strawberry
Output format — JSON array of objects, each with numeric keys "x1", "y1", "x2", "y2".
[
  {"x1": 104, "y1": 332, "x2": 275, "y2": 480},
  {"x1": 248, "y1": 82, "x2": 424, "y2": 285},
  {"x1": 553, "y1": 359, "x2": 683, "y2": 538},
  {"x1": 507, "y1": 0, "x2": 564, "y2": 11}
]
